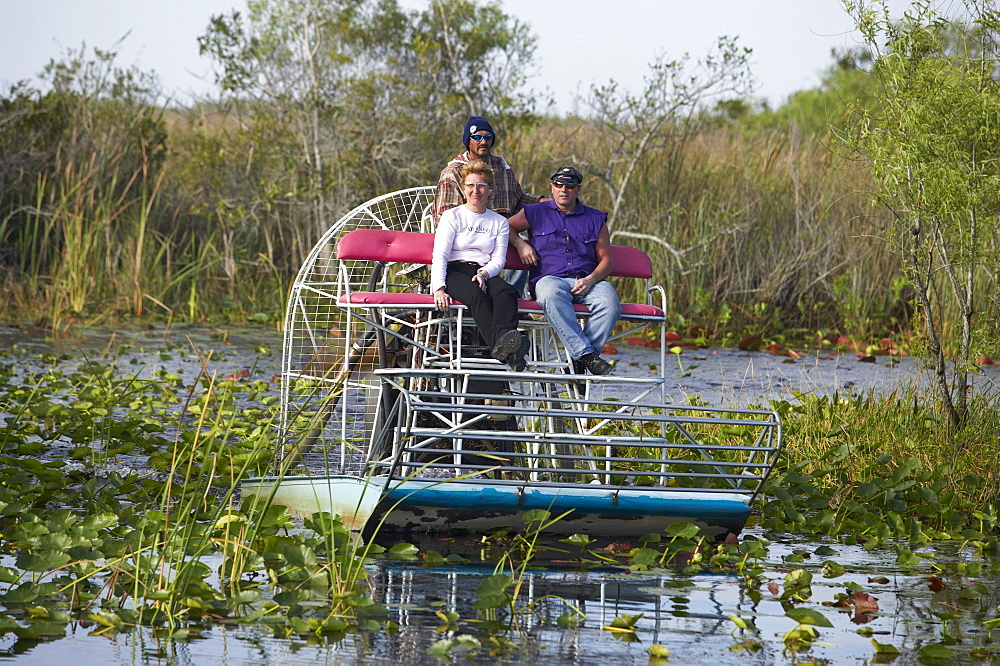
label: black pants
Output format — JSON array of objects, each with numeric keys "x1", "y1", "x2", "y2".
[{"x1": 445, "y1": 262, "x2": 519, "y2": 350}]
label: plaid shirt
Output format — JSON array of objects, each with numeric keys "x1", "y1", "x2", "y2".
[{"x1": 432, "y1": 152, "x2": 542, "y2": 225}]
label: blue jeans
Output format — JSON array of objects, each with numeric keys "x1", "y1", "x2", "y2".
[
  {"x1": 502, "y1": 269, "x2": 528, "y2": 298},
  {"x1": 533, "y1": 276, "x2": 621, "y2": 360}
]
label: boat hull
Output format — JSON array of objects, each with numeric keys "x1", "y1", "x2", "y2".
[
  {"x1": 243, "y1": 475, "x2": 751, "y2": 539},
  {"x1": 240, "y1": 475, "x2": 381, "y2": 531},
  {"x1": 377, "y1": 480, "x2": 751, "y2": 538}
]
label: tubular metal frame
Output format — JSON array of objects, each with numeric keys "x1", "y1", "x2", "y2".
[{"x1": 278, "y1": 187, "x2": 783, "y2": 506}]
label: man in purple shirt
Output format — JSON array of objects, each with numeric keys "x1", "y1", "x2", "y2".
[{"x1": 507, "y1": 166, "x2": 620, "y2": 375}]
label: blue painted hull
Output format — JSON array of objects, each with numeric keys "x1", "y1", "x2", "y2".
[{"x1": 376, "y1": 480, "x2": 752, "y2": 538}]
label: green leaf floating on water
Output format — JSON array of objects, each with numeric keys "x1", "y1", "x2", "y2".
[
  {"x1": 89, "y1": 610, "x2": 124, "y2": 630},
  {"x1": 785, "y1": 607, "x2": 833, "y2": 627},
  {"x1": 561, "y1": 533, "x2": 596, "y2": 546},
  {"x1": 477, "y1": 574, "x2": 513, "y2": 596},
  {"x1": 870, "y1": 638, "x2": 900, "y2": 655},
  {"x1": 387, "y1": 543, "x2": 418, "y2": 560},
  {"x1": 15, "y1": 550, "x2": 71, "y2": 572},
  {"x1": 24, "y1": 620, "x2": 68, "y2": 637},
  {"x1": 429, "y1": 634, "x2": 481, "y2": 655},
  {"x1": 729, "y1": 615, "x2": 759, "y2": 632},
  {"x1": 421, "y1": 550, "x2": 445, "y2": 565},
  {"x1": 522, "y1": 508, "x2": 551, "y2": 523},
  {"x1": 647, "y1": 643, "x2": 670, "y2": 658},
  {"x1": 354, "y1": 599, "x2": 389, "y2": 620},
  {"x1": 557, "y1": 612, "x2": 583, "y2": 629},
  {"x1": 822, "y1": 560, "x2": 845, "y2": 577},
  {"x1": 281, "y1": 543, "x2": 318, "y2": 567},
  {"x1": 473, "y1": 574, "x2": 513, "y2": 609},
  {"x1": 0, "y1": 614, "x2": 19, "y2": 633},
  {"x1": 917, "y1": 644, "x2": 954, "y2": 659},
  {"x1": 606, "y1": 613, "x2": 643, "y2": 631},
  {"x1": 664, "y1": 522, "x2": 700, "y2": 539}
]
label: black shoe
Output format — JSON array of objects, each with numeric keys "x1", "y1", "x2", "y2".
[
  {"x1": 566, "y1": 359, "x2": 587, "y2": 393},
  {"x1": 491, "y1": 329, "x2": 523, "y2": 362},
  {"x1": 506, "y1": 333, "x2": 530, "y2": 372},
  {"x1": 578, "y1": 352, "x2": 614, "y2": 376},
  {"x1": 507, "y1": 353, "x2": 527, "y2": 372},
  {"x1": 517, "y1": 332, "x2": 530, "y2": 357}
]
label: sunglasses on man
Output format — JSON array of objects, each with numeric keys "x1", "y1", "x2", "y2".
[
  {"x1": 550, "y1": 181, "x2": 579, "y2": 190},
  {"x1": 469, "y1": 133, "x2": 495, "y2": 142}
]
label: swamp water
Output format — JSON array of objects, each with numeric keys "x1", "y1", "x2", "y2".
[{"x1": 1, "y1": 324, "x2": 998, "y2": 664}]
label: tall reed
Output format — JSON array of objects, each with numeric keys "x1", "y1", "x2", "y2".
[
  {"x1": 522, "y1": 119, "x2": 904, "y2": 338},
  {"x1": 0, "y1": 86, "x2": 976, "y2": 343}
]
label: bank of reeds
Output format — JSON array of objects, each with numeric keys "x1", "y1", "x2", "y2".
[
  {"x1": 0, "y1": 93, "x2": 976, "y2": 345},
  {"x1": 520, "y1": 120, "x2": 908, "y2": 341},
  {"x1": 765, "y1": 385, "x2": 1000, "y2": 529}
]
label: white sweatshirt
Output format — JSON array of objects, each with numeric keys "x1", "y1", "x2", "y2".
[{"x1": 430, "y1": 205, "x2": 510, "y2": 292}]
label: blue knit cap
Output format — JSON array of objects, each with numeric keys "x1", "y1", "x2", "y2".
[{"x1": 463, "y1": 116, "x2": 495, "y2": 149}]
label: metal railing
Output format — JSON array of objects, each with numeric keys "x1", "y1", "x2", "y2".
[{"x1": 367, "y1": 368, "x2": 782, "y2": 504}]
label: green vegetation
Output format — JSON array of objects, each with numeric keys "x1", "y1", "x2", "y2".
[
  {"x1": 0, "y1": 338, "x2": 997, "y2": 659},
  {"x1": 4, "y1": 0, "x2": 982, "y2": 353},
  {"x1": 842, "y1": 0, "x2": 1000, "y2": 432},
  {"x1": 0, "y1": 0, "x2": 998, "y2": 658}
]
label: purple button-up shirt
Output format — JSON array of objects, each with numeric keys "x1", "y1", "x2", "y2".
[{"x1": 522, "y1": 199, "x2": 608, "y2": 289}]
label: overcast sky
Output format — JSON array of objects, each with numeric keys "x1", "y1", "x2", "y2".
[{"x1": 1, "y1": 0, "x2": 914, "y2": 113}]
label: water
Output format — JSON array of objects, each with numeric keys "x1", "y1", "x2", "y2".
[
  {"x1": 6, "y1": 535, "x2": 996, "y2": 664},
  {"x1": 1, "y1": 324, "x2": 998, "y2": 663}
]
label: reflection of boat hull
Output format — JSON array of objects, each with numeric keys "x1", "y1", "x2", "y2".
[
  {"x1": 242, "y1": 475, "x2": 750, "y2": 538},
  {"x1": 378, "y1": 480, "x2": 750, "y2": 538}
]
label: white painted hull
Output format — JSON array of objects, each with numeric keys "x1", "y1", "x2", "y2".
[
  {"x1": 240, "y1": 475, "x2": 381, "y2": 531},
  {"x1": 242, "y1": 475, "x2": 752, "y2": 538}
]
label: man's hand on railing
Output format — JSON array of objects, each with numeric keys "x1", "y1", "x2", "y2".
[{"x1": 508, "y1": 233, "x2": 538, "y2": 266}]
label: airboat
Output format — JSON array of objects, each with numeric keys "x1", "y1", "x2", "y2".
[{"x1": 241, "y1": 187, "x2": 783, "y2": 539}]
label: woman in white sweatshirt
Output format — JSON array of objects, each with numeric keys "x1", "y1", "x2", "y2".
[{"x1": 431, "y1": 161, "x2": 528, "y2": 371}]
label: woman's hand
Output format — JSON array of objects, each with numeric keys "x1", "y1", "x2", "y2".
[
  {"x1": 472, "y1": 269, "x2": 488, "y2": 291},
  {"x1": 434, "y1": 287, "x2": 452, "y2": 311}
]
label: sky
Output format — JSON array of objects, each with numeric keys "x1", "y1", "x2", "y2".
[{"x1": 1, "y1": 1, "x2": 913, "y2": 113}]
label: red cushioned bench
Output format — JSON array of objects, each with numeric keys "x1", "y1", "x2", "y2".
[{"x1": 335, "y1": 228, "x2": 665, "y2": 322}]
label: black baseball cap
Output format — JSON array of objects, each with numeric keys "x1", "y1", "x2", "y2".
[{"x1": 549, "y1": 166, "x2": 583, "y2": 186}]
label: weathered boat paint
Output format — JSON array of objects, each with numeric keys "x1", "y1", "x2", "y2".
[
  {"x1": 240, "y1": 475, "x2": 381, "y2": 530},
  {"x1": 375, "y1": 480, "x2": 750, "y2": 538},
  {"x1": 242, "y1": 474, "x2": 751, "y2": 538}
]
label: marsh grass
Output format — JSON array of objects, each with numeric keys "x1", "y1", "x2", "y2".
[
  {"x1": 0, "y1": 339, "x2": 394, "y2": 644},
  {"x1": 759, "y1": 388, "x2": 1000, "y2": 541},
  {"x1": 0, "y1": 91, "x2": 942, "y2": 343}
]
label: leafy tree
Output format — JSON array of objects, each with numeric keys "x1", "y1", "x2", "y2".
[
  {"x1": 199, "y1": 0, "x2": 379, "y2": 240},
  {"x1": 335, "y1": 0, "x2": 541, "y2": 194},
  {"x1": 841, "y1": 0, "x2": 1000, "y2": 433},
  {"x1": 197, "y1": 0, "x2": 540, "y2": 245},
  {"x1": 569, "y1": 37, "x2": 752, "y2": 237}
]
